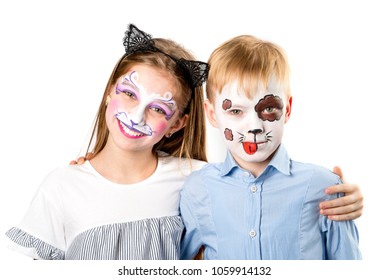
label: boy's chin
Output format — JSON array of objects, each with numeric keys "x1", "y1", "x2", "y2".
[
  {"x1": 230, "y1": 149, "x2": 271, "y2": 163},
  {"x1": 229, "y1": 144, "x2": 279, "y2": 165}
]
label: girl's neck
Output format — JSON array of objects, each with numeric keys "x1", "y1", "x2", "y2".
[{"x1": 89, "y1": 143, "x2": 158, "y2": 185}]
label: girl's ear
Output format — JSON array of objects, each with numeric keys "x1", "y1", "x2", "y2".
[
  {"x1": 204, "y1": 99, "x2": 219, "y2": 128},
  {"x1": 284, "y1": 96, "x2": 293, "y2": 123},
  {"x1": 166, "y1": 114, "x2": 189, "y2": 136},
  {"x1": 105, "y1": 95, "x2": 111, "y2": 106}
]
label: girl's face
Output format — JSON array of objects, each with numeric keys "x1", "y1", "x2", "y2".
[
  {"x1": 209, "y1": 80, "x2": 291, "y2": 165},
  {"x1": 105, "y1": 64, "x2": 185, "y2": 152}
]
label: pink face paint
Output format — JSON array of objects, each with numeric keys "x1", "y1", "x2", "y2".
[{"x1": 154, "y1": 122, "x2": 168, "y2": 135}]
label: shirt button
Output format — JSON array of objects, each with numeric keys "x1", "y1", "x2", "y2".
[
  {"x1": 243, "y1": 172, "x2": 250, "y2": 177},
  {"x1": 249, "y1": 230, "x2": 256, "y2": 238},
  {"x1": 250, "y1": 185, "x2": 257, "y2": 193}
]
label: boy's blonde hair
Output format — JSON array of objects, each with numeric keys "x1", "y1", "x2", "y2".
[{"x1": 206, "y1": 35, "x2": 290, "y2": 101}]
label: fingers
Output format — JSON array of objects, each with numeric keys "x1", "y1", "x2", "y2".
[
  {"x1": 320, "y1": 195, "x2": 364, "y2": 221},
  {"x1": 77, "y1": 156, "x2": 86, "y2": 164},
  {"x1": 324, "y1": 183, "x2": 363, "y2": 210},
  {"x1": 332, "y1": 166, "x2": 344, "y2": 181},
  {"x1": 325, "y1": 208, "x2": 363, "y2": 221},
  {"x1": 324, "y1": 183, "x2": 359, "y2": 195},
  {"x1": 320, "y1": 199, "x2": 363, "y2": 215},
  {"x1": 69, "y1": 156, "x2": 87, "y2": 165},
  {"x1": 320, "y1": 193, "x2": 356, "y2": 209},
  {"x1": 85, "y1": 153, "x2": 95, "y2": 160}
]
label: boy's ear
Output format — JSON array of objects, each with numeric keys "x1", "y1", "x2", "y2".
[
  {"x1": 204, "y1": 99, "x2": 219, "y2": 128},
  {"x1": 284, "y1": 96, "x2": 293, "y2": 123}
]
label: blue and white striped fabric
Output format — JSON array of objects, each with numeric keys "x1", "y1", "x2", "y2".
[
  {"x1": 7, "y1": 216, "x2": 183, "y2": 260},
  {"x1": 6, "y1": 154, "x2": 206, "y2": 260}
]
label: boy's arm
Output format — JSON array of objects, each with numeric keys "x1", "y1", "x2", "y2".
[
  {"x1": 320, "y1": 166, "x2": 363, "y2": 221},
  {"x1": 323, "y1": 215, "x2": 362, "y2": 259},
  {"x1": 179, "y1": 190, "x2": 203, "y2": 260}
]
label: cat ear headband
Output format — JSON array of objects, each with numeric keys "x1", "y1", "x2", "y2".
[{"x1": 123, "y1": 24, "x2": 209, "y2": 88}]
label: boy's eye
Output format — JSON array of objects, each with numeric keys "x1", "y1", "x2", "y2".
[
  {"x1": 264, "y1": 107, "x2": 275, "y2": 113},
  {"x1": 230, "y1": 109, "x2": 242, "y2": 115}
]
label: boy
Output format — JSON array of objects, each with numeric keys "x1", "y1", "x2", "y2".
[{"x1": 179, "y1": 35, "x2": 361, "y2": 259}]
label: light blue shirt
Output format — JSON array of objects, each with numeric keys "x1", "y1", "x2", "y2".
[{"x1": 180, "y1": 144, "x2": 361, "y2": 260}]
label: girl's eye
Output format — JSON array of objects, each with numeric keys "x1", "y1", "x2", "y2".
[
  {"x1": 123, "y1": 90, "x2": 137, "y2": 100},
  {"x1": 150, "y1": 107, "x2": 166, "y2": 115}
]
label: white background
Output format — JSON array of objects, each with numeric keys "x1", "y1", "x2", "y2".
[{"x1": 0, "y1": 0, "x2": 387, "y2": 277}]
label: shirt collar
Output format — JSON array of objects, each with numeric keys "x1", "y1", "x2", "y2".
[
  {"x1": 219, "y1": 143, "x2": 291, "y2": 177},
  {"x1": 267, "y1": 143, "x2": 291, "y2": 176}
]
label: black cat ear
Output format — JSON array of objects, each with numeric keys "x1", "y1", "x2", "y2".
[
  {"x1": 123, "y1": 24, "x2": 157, "y2": 54},
  {"x1": 122, "y1": 23, "x2": 209, "y2": 88},
  {"x1": 176, "y1": 59, "x2": 209, "y2": 88}
]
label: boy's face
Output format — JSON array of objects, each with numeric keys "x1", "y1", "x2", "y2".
[{"x1": 206, "y1": 80, "x2": 292, "y2": 165}]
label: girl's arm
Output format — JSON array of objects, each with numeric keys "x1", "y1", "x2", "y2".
[{"x1": 320, "y1": 166, "x2": 364, "y2": 221}]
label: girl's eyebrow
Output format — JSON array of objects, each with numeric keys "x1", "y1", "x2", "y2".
[
  {"x1": 122, "y1": 74, "x2": 140, "y2": 92},
  {"x1": 121, "y1": 82, "x2": 139, "y2": 92}
]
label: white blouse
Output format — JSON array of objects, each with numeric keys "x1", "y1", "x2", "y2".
[{"x1": 6, "y1": 154, "x2": 206, "y2": 260}]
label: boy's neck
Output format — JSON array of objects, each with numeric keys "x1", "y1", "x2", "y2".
[
  {"x1": 230, "y1": 147, "x2": 280, "y2": 177},
  {"x1": 232, "y1": 156, "x2": 270, "y2": 177}
]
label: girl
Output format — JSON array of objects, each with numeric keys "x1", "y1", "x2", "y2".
[{"x1": 5, "y1": 24, "x2": 208, "y2": 260}]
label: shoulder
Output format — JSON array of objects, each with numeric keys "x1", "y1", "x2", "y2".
[
  {"x1": 184, "y1": 161, "x2": 220, "y2": 181},
  {"x1": 180, "y1": 162, "x2": 221, "y2": 195},
  {"x1": 291, "y1": 160, "x2": 341, "y2": 199},
  {"x1": 158, "y1": 153, "x2": 208, "y2": 176},
  {"x1": 36, "y1": 164, "x2": 88, "y2": 193},
  {"x1": 291, "y1": 160, "x2": 340, "y2": 183}
]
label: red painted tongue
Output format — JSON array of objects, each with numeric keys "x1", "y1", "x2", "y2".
[{"x1": 243, "y1": 142, "x2": 257, "y2": 155}]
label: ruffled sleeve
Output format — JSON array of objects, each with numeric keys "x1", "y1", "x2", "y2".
[
  {"x1": 6, "y1": 227, "x2": 65, "y2": 260},
  {"x1": 5, "y1": 168, "x2": 67, "y2": 259}
]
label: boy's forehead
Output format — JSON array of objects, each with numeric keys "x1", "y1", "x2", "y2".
[{"x1": 218, "y1": 79, "x2": 285, "y2": 100}]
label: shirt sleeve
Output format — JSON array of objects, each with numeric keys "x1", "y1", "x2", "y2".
[
  {"x1": 321, "y1": 209, "x2": 362, "y2": 259},
  {"x1": 313, "y1": 168, "x2": 362, "y2": 260},
  {"x1": 179, "y1": 173, "x2": 205, "y2": 260},
  {"x1": 5, "y1": 170, "x2": 66, "y2": 260}
]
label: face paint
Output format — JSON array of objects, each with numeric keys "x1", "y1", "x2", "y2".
[
  {"x1": 214, "y1": 80, "x2": 287, "y2": 163},
  {"x1": 255, "y1": 94, "x2": 284, "y2": 121},
  {"x1": 224, "y1": 128, "x2": 234, "y2": 141},
  {"x1": 114, "y1": 71, "x2": 177, "y2": 137},
  {"x1": 222, "y1": 99, "x2": 232, "y2": 110}
]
